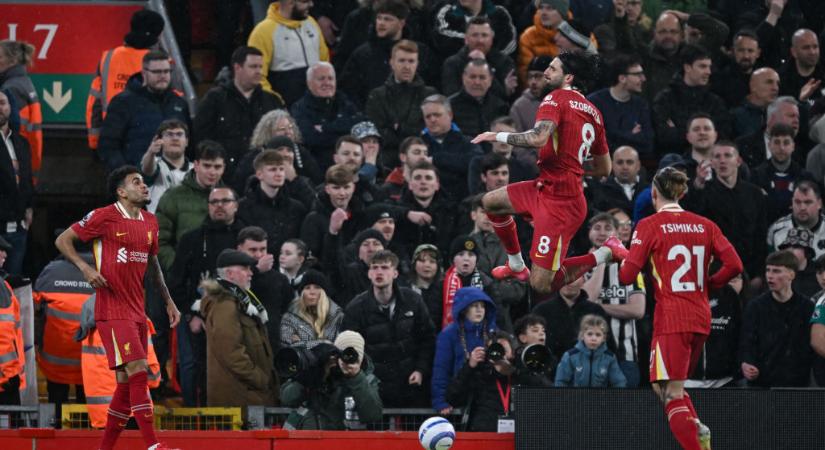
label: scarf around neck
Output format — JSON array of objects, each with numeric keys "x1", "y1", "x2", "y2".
[{"x1": 217, "y1": 278, "x2": 269, "y2": 324}]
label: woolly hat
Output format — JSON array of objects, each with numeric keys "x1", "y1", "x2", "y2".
[
  {"x1": 296, "y1": 269, "x2": 331, "y2": 294},
  {"x1": 528, "y1": 56, "x2": 553, "y2": 73},
  {"x1": 537, "y1": 0, "x2": 569, "y2": 14},
  {"x1": 334, "y1": 330, "x2": 365, "y2": 361},
  {"x1": 364, "y1": 204, "x2": 395, "y2": 226},
  {"x1": 125, "y1": 10, "x2": 165, "y2": 49},
  {"x1": 352, "y1": 228, "x2": 388, "y2": 249},
  {"x1": 449, "y1": 235, "x2": 479, "y2": 260}
]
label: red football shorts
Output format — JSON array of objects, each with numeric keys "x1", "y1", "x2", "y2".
[
  {"x1": 506, "y1": 180, "x2": 587, "y2": 271},
  {"x1": 649, "y1": 332, "x2": 707, "y2": 382},
  {"x1": 97, "y1": 319, "x2": 149, "y2": 370}
]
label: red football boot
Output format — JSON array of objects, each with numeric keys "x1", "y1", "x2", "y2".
[
  {"x1": 603, "y1": 236, "x2": 628, "y2": 262},
  {"x1": 491, "y1": 262, "x2": 531, "y2": 282}
]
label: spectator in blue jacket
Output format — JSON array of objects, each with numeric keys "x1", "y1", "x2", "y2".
[
  {"x1": 555, "y1": 314, "x2": 627, "y2": 387},
  {"x1": 431, "y1": 286, "x2": 497, "y2": 414}
]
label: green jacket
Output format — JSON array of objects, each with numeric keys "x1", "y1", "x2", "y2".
[
  {"x1": 281, "y1": 357, "x2": 383, "y2": 430},
  {"x1": 155, "y1": 170, "x2": 212, "y2": 270}
]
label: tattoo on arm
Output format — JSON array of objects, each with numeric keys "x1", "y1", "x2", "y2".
[
  {"x1": 506, "y1": 120, "x2": 555, "y2": 148},
  {"x1": 148, "y1": 256, "x2": 172, "y2": 301}
]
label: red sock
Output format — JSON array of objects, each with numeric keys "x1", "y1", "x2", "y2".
[
  {"x1": 549, "y1": 254, "x2": 598, "y2": 291},
  {"x1": 487, "y1": 213, "x2": 521, "y2": 255},
  {"x1": 100, "y1": 382, "x2": 130, "y2": 450},
  {"x1": 128, "y1": 371, "x2": 158, "y2": 447},
  {"x1": 666, "y1": 398, "x2": 701, "y2": 450},
  {"x1": 683, "y1": 393, "x2": 698, "y2": 420}
]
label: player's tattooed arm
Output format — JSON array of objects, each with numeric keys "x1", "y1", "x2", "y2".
[
  {"x1": 148, "y1": 255, "x2": 181, "y2": 327},
  {"x1": 507, "y1": 120, "x2": 556, "y2": 148}
]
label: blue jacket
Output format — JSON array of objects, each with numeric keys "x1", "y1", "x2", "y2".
[
  {"x1": 555, "y1": 341, "x2": 627, "y2": 388},
  {"x1": 431, "y1": 287, "x2": 497, "y2": 410}
]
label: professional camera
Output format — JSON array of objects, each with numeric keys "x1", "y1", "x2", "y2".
[
  {"x1": 517, "y1": 344, "x2": 554, "y2": 373},
  {"x1": 339, "y1": 346, "x2": 359, "y2": 365},
  {"x1": 486, "y1": 342, "x2": 506, "y2": 362},
  {"x1": 275, "y1": 344, "x2": 361, "y2": 387}
]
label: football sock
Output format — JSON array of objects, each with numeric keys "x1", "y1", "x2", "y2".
[
  {"x1": 666, "y1": 398, "x2": 702, "y2": 450},
  {"x1": 100, "y1": 381, "x2": 130, "y2": 450},
  {"x1": 549, "y1": 254, "x2": 598, "y2": 291},
  {"x1": 683, "y1": 393, "x2": 698, "y2": 420},
  {"x1": 487, "y1": 213, "x2": 524, "y2": 270},
  {"x1": 129, "y1": 371, "x2": 158, "y2": 447}
]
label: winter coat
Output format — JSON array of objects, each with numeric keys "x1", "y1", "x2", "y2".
[
  {"x1": 200, "y1": 279, "x2": 278, "y2": 406},
  {"x1": 651, "y1": 76, "x2": 732, "y2": 154},
  {"x1": 555, "y1": 341, "x2": 626, "y2": 387},
  {"x1": 516, "y1": 12, "x2": 567, "y2": 85},
  {"x1": 193, "y1": 79, "x2": 284, "y2": 180},
  {"x1": 751, "y1": 159, "x2": 813, "y2": 225},
  {"x1": 641, "y1": 43, "x2": 682, "y2": 104},
  {"x1": 251, "y1": 269, "x2": 292, "y2": 352},
  {"x1": 300, "y1": 193, "x2": 368, "y2": 261},
  {"x1": 290, "y1": 91, "x2": 363, "y2": 169},
  {"x1": 155, "y1": 170, "x2": 213, "y2": 270},
  {"x1": 591, "y1": 176, "x2": 649, "y2": 217},
  {"x1": 469, "y1": 230, "x2": 527, "y2": 332},
  {"x1": 342, "y1": 284, "x2": 436, "y2": 406},
  {"x1": 447, "y1": 89, "x2": 511, "y2": 139},
  {"x1": 442, "y1": 46, "x2": 515, "y2": 101},
  {"x1": 233, "y1": 145, "x2": 323, "y2": 193},
  {"x1": 98, "y1": 73, "x2": 191, "y2": 172},
  {"x1": 532, "y1": 291, "x2": 612, "y2": 361},
  {"x1": 280, "y1": 356, "x2": 383, "y2": 430},
  {"x1": 690, "y1": 285, "x2": 742, "y2": 381},
  {"x1": 587, "y1": 87, "x2": 654, "y2": 156},
  {"x1": 236, "y1": 180, "x2": 308, "y2": 254},
  {"x1": 395, "y1": 188, "x2": 459, "y2": 255},
  {"x1": 0, "y1": 129, "x2": 33, "y2": 224},
  {"x1": 408, "y1": 276, "x2": 446, "y2": 328},
  {"x1": 280, "y1": 297, "x2": 344, "y2": 349},
  {"x1": 365, "y1": 75, "x2": 438, "y2": 154},
  {"x1": 421, "y1": 127, "x2": 483, "y2": 201},
  {"x1": 509, "y1": 88, "x2": 541, "y2": 133},
  {"x1": 431, "y1": 287, "x2": 497, "y2": 410},
  {"x1": 446, "y1": 361, "x2": 510, "y2": 431},
  {"x1": 467, "y1": 154, "x2": 536, "y2": 196},
  {"x1": 247, "y1": 2, "x2": 330, "y2": 105},
  {"x1": 739, "y1": 291, "x2": 815, "y2": 387},
  {"x1": 167, "y1": 218, "x2": 247, "y2": 313},
  {"x1": 431, "y1": 0, "x2": 517, "y2": 59}
]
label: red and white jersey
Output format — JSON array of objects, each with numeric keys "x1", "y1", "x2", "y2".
[
  {"x1": 534, "y1": 87, "x2": 609, "y2": 197},
  {"x1": 620, "y1": 205, "x2": 738, "y2": 336},
  {"x1": 71, "y1": 202, "x2": 159, "y2": 322}
]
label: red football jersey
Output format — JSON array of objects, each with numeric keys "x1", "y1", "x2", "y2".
[
  {"x1": 71, "y1": 202, "x2": 159, "y2": 322},
  {"x1": 534, "y1": 87, "x2": 609, "y2": 197},
  {"x1": 620, "y1": 206, "x2": 736, "y2": 335}
]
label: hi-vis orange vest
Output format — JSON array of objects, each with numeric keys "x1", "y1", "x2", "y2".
[
  {"x1": 0, "y1": 280, "x2": 25, "y2": 392},
  {"x1": 34, "y1": 257, "x2": 95, "y2": 386},
  {"x1": 2, "y1": 65, "x2": 43, "y2": 180},
  {"x1": 81, "y1": 319, "x2": 161, "y2": 428},
  {"x1": 86, "y1": 46, "x2": 148, "y2": 149}
]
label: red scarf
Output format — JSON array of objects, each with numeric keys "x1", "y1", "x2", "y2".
[{"x1": 441, "y1": 265, "x2": 462, "y2": 329}]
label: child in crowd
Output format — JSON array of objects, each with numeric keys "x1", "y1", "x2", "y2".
[{"x1": 555, "y1": 315, "x2": 626, "y2": 388}]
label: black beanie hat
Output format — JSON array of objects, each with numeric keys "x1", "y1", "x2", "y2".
[{"x1": 125, "y1": 10, "x2": 165, "y2": 49}]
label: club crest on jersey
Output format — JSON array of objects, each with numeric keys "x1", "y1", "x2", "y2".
[
  {"x1": 78, "y1": 211, "x2": 94, "y2": 228},
  {"x1": 147, "y1": 231, "x2": 153, "y2": 245},
  {"x1": 123, "y1": 342, "x2": 131, "y2": 356}
]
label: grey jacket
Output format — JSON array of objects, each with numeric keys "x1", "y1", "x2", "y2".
[{"x1": 280, "y1": 298, "x2": 344, "y2": 349}]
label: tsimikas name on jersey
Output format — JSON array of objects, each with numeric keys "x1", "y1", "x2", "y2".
[{"x1": 658, "y1": 223, "x2": 706, "y2": 234}]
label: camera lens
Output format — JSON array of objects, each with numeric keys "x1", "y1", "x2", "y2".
[
  {"x1": 486, "y1": 342, "x2": 505, "y2": 362},
  {"x1": 340, "y1": 347, "x2": 359, "y2": 364}
]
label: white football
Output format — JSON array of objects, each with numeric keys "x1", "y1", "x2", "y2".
[{"x1": 418, "y1": 416, "x2": 455, "y2": 450}]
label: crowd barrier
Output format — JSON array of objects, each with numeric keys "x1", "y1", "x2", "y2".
[{"x1": 514, "y1": 386, "x2": 825, "y2": 450}]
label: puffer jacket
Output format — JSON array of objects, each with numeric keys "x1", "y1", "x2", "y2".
[
  {"x1": 431, "y1": 287, "x2": 497, "y2": 410},
  {"x1": 200, "y1": 279, "x2": 278, "y2": 406},
  {"x1": 155, "y1": 170, "x2": 213, "y2": 270},
  {"x1": 280, "y1": 297, "x2": 344, "y2": 349},
  {"x1": 236, "y1": 179, "x2": 308, "y2": 254},
  {"x1": 98, "y1": 72, "x2": 191, "y2": 172},
  {"x1": 516, "y1": 12, "x2": 562, "y2": 85},
  {"x1": 431, "y1": 0, "x2": 517, "y2": 59},
  {"x1": 365, "y1": 75, "x2": 438, "y2": 153},
  {"x1": 554, "y1": 341, "x2": 627, "y2": 387}
]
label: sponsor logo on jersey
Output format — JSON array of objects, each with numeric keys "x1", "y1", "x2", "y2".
[
  {"x1": 600, "y1": 285, "x2": 628, "y2": 299},
  {"x1": 116, "y1": 248, "x2": 148, "y2": 264},
  {"x1": 116, "y1": 232, "x2": 128, "y2": 237},
  {"x1": 631, "y1": 230, "x2": 642, "y2": 245},
  {"x1": 541, "y1": 94, "x2": 558, "y2": 107},
  {"x1": 117, "y1": 247, "x2": 128, "y2": 263}
]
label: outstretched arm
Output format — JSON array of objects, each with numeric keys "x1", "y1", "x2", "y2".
[{"x1": 472, "y1": 120, "x2": 556, "y2": 148}]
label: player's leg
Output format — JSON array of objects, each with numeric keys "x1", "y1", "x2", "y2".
[
  {"x1": 653, "y1": 334, "x2": 703, "y2": 450},
  {"x1": 124, "y1": 320, "x2": 160, "y2": 448},
  {"x1": 97, "y1": 321, "x2": 134, "y2": 450},
  {"x1": 483, "y1": 184, "x2": 530, "y2": 280}
]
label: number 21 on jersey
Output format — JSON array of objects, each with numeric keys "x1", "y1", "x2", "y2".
[{"x1": 667, "y1": 245, "x2": 706, "y2": 292}]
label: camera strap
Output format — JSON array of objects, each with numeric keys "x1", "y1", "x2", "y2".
[{"x1": 496, "y1": 377, "x2": 511, "y2": 415}]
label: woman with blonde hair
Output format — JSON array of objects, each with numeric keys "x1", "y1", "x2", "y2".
[
  {"x1": 234, "y1": 109, "x2": 322, "y2": 192},
  {"x1": 280, "y1": 269, "x2": 344, "y2": 349}
]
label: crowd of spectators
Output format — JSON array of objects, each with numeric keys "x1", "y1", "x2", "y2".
[{"x1": 4, "y1": 0, "x2": 825, "y2": 431}]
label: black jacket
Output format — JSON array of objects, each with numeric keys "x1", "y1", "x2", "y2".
[
  {"x1": 236, "y1": 180, "x2": 308, "y2": 254},
  {"x1": 421, "y1": 128, "x2": 483, "y2": 201},
  {"x1": 232, "y1": 145, "x2": 323, "y2": 194},
  {"x1": 751, "y1": 159, "x2": 814, "y2": 225},
  {"x1": 193, "y1": 80, "x2": 284, "y2": 180},
  {"x1": 251, "y1": 268, "x2": 292, "y2": 353},
  {"x1": 446, "y1": 362, "x2": 509, "y2": 431},
  {"x1": 300, "y1": 193, "x2": 368, "y2": 261},
  {"x1": 441, "y1": 46, "x2": 515, "y2": 101},
  {"x1": 739, "y1": 291, "x2": 814, "y2": 387},
  {"x1": 394, "y1": 188, "x2": 458, "y2": 256},
  {"x1": 641, "y1": 43, "x2": 682, "y2": 104},
  {"x1": 651, "y1": 76, "x2": 732, "y2": 154},
  {"x1": 99, "y1": 73, "x2": 191, "y2": 172},
  {"x1": 447, "y1": 89, "x2": 511, "y2": 139},
  {"x1": 290, "y1": 92, "x2": 363, "y2": 170},
  {"x1": 691, "y1": 285, "x2": 742, "y2": 381},
  {"x1": 0, "y1": 129, "x2": 33, "y2": 223},
  {"x1": 592, "y1": 176, "x2": 648, "y2": 216},
  {"x1": 735, "y1": 128, "x2": 768, "y2": 171},
  {"x1": 365, "y1": 75, "x2": 438, "y2": 155},
  {"x1": 710, "y1": 58, "x2": 752, "y2": 109},
  {"x1": 532, "y1": 291, "x2": 612, "y2": 361},
  {"x1": 342, "y1": 284, "x2": 436, "y2": 407},
  {"x1": 167, "y1": 218, "x2": 247, "y2": 313}
]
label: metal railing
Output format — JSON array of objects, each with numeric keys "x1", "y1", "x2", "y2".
[
  {"x1": 246, "y1": 406, "x2": 465, "y2": 431},
  {"x1": 0, "y1": 404, "x2": 56, "y2": 429}
]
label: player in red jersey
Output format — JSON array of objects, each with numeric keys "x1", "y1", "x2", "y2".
[
  {"x1": 472, "y1": 51, "x2": 628, "y2": 294},
  {"x1": 617, "y1": 167, "x2": 743, "y2": 450},
  {"x1": 55, "y1": 166, "x2": 181, "y2": 450}
]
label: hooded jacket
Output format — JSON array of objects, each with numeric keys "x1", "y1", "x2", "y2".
[
  {"x1": 200, "y1": 279, "x2": 278, "y2": 406},
  {"x1": 98, "y1": 72, "x2": 191, "y2": 172},
  {"x1": 247, "y1": 3, "x2": 330, "y2": 105},
  {"x1": 555, "y1": 340, "x2": 627, "y2": 387},
  {"x1": 431, "y1": 287, "x2": 497, "y2": 410},
  {"x1": 155, "y1": 170, "x2": 213, "y2": 270}
]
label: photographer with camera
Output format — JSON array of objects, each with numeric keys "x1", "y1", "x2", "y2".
[
  {"x1": 280, "y1": 331, "x2": 383, "y2": 430},
  {"x1": 512, "y1": 314, "x2": 556, "y2": 387},
  {"x1": 446, "y1": 330, "x2": 517, "y2": 432}
]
